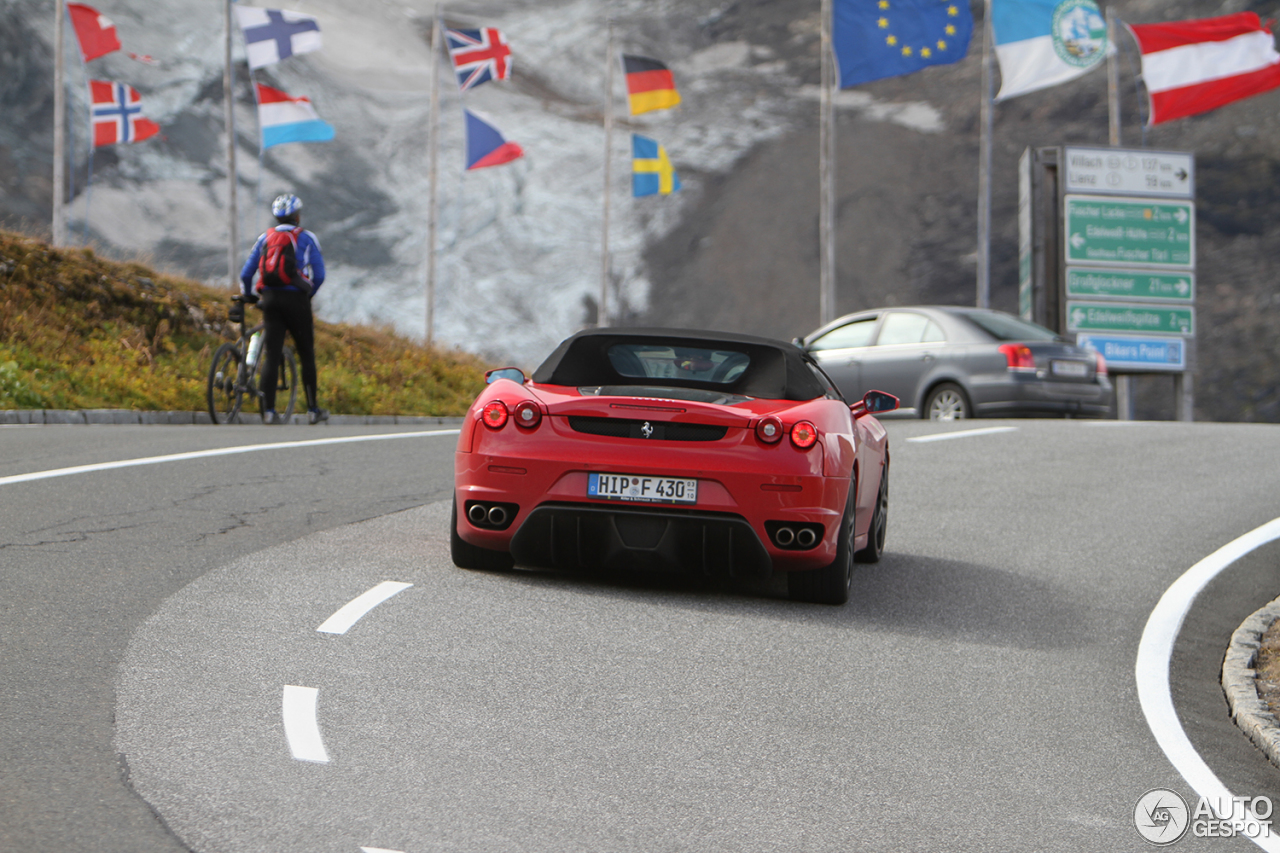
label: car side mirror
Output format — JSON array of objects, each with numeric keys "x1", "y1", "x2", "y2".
[
  {"x1": 852, "y1": 390, "x2": 899, "y2": 418},
  {"x1": 485, "y1": 367, "x2": 527, "y2": 385}
]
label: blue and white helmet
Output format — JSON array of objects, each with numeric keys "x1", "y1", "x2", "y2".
[{"x1": 271, "y1": 193, "x2": 302, "y2": 218}]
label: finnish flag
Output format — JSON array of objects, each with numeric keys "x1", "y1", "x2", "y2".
[{"x1": 234, "y1": 6, "x2": 322, "y2": 70}]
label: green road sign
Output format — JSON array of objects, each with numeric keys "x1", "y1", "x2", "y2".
[
  {"x1": 1066, "y1": 268, "x2": 1194, "y2": 302},
  {"x1": 1064, "y1": 195, "x2": 1194, "y2": 268},
  {"x1": 1066, "y1": 301, "x2": 1194, "y2": 335}
]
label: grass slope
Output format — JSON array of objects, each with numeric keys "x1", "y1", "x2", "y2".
[{"x1": 0, "y1": 231, "x2": 488, "y2": 415}]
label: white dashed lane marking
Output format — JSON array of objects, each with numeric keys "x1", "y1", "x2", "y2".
[
  {"x1": 317, "y1": 582, "x2": 413, "y2": 635},
  {"x1": 906, "y1": 426, "x2": 1019, "y2": 443},
  {"x1": 281, "y1": 686, "x2": 330, "y2": 763}
]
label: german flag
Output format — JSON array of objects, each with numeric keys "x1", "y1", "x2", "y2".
[{"x1": 622, "y1": 54, "x2": 681, "y2": 115}]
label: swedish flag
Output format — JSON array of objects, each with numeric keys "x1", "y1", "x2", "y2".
[{"x1": 632, "y1": 134, "x2": 681, "y2": 197}]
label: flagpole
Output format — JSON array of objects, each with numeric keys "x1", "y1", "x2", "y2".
[
  {"x1": 425, "y1": 3, "x2": 441, "y2": 347},
  {"x1": 224, "y1": 0, "x2": 240, "y2": 291},
  {"x1": 599, "y1": 19, "x2": 614, "y2": 328},
  {"x1": 1106, "y1": 6, "x2": 1120, "y2": 146},
  {"x1": 976, "y1": 0, "x2": 994, "y2": 309},
  {"x1": 818, "y1": 0, "x2": 836, "y2": 326},
  {"x1": 83, "y1": 81, "x2": 94, "y2": 243},
  {"x1": 251, "y1": 68, "x2": 264, "y2": 245},
  {"x1": 53, "y1": 0, "x2": 67, "y2": 246}
]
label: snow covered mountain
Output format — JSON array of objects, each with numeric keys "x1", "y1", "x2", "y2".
[{"x1": 5, "y1": 0, "x2": 937, "y2": 365}]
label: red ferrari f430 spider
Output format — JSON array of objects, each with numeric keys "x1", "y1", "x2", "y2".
[{"x1": 452, "y1": 328, "x2": 896, "y2": 604}]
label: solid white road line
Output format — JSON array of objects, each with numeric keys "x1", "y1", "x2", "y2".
[
  {"x1": 317, "y1": 582, "x2": 413, "y2": 635},
  {"x1": 0, "y1": 429, "x2": 460, "y2": 487},
  {"x1": 1136, "y1": 517, "x2": 1280, "y2": 851},
  {"x1": 360, "y1": 847, "x2": 407, "y2": 853},
  {"x1": 282, "y1": 685, "x2": 330, "y2": 763},
  {"x1": 906, "y1": 426, "x2": 1018, "y2": 443}
]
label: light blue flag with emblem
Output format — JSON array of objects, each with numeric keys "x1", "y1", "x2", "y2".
[{"x1": 992, "y1": 0, "x2": 1108, "y2": 100}]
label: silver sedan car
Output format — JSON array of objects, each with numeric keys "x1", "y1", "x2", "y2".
[{"x1": 799, "y1": 306, "x2": 1113, "y2": 419}]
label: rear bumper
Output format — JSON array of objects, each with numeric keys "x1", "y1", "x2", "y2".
[
  {"x1": 509, "y1": 502, "x2": 773, "y2": 578},
  {"x1": 969, "y1": 375, "x2": 1113, "y2": 418}
]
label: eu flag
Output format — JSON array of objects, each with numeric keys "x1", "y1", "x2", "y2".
[{"x1": 833, "y1": 0, "x2": 974, "y2": 87}]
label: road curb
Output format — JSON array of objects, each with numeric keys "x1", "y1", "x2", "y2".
[
  {"x1": 0, "y1": 409, "x2": 465, "y2": 427},
  {"x1": 1222, "y1": 596, "x2": 1280, "y2": 768}
]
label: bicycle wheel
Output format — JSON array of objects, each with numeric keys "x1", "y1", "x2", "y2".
[
  {"x1": 206, "y1": 342, "x2": 246, "y2": 424},
  {"x1": 256, "y1": 346, "x2": 299, "y2": 421}
]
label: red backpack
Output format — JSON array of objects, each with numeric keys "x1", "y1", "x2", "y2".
[{"x1": 257, "y1": 226, "x2": 302, "y2": 291}]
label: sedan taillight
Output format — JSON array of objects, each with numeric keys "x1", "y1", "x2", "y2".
[
  {"x1": 1094, "y1": 352, "x2": 1107, "y2": 377},
  {"x1": 998, "y1": 343, "x2": 1036, "y2": 372},
  {"x1": 790, "y1": 420, "x2": 818, "y2": 449}
]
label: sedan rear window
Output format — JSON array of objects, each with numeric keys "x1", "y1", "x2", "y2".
[
  {"x1": 607, "y1": 344, "x2": 750, "y2": 385},
  {"x1": 960, "y1": 311, "x2": 1059, "y2": 342}
]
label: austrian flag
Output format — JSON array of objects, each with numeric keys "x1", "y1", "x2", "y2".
[
  {"x1": 1128, "y1": 12, "x2": 1280, "y2": 125},
  {"x1": 90, "y1": 81, "x2": 160, "y2": 147},
  {"x1": 446, "y1": 28, "x2": 512, "y2": 90}
]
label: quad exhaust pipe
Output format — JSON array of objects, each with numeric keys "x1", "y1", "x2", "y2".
[
  {"x1": 468, "y1": 503, "x2": 489, "y2": 525},
  {"x1": 774, "y1": 527, "x2": 796, "y2": 547},
  {"x1": 796, "y1": 528, "x2": 818, "y2": 548},
  {"x1": 487, "y1": 505, "x2": 508, "y2": 527}
]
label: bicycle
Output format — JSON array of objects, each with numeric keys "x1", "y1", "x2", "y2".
[{"x1": 206, "y1": 295, "x2": 298, "y2": 424}]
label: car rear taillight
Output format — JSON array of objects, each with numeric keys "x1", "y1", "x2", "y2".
[
  {"x1": 756, "y1": 416, "x2": 784, "y2": 444},
  {"x1": 512, "y1": 400, "x2": 542, "y2": 429},
  {"x1": 998, "y1": 343, "x2": 1036, "y2": 372},
  {"x1": 481, "y1": 400, "x2": 509, "y2": 429},
  {"x1": 1094, "y1": 351, "x2": 1107, "y2": 377},
  {"x1": 790, "y1": 420, "x2": 818, "y2": 449}
]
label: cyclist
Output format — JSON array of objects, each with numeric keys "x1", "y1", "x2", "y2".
[{"x1": 239, "y1": 193, "x2": 328, "y2": 425}]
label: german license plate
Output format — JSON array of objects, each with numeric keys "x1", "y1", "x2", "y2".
[
  {"x1": 588, "y1": 472, "x2": 698, "y2": 504},
  {"x1": 1051, "y1": 359, "x2": 1088, "y2": 377}
]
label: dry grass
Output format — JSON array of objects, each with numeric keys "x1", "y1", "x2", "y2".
[
  {"x1": 1254, "y1": 617, "x2": 1280, "y2": 717},
  {"x1": 0, "y1": 230, "x2": 488, "y2": 415}
]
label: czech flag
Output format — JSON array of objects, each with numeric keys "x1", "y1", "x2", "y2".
[
  {"x1": 256, "y1": 83, "x2": 335, "y2": 148},
  {"x1": 68, "y1": 3, "x2": 121, "y2": 62},
  {"x1": 1128, "y1": 12, "x2": 1280, "y2": 125},
  {"x1": 464, "y1": 110, "x2": 524, "y2": 170},
  {"x1": 90, "y1": 81, "x2": 160, "y2": 147},
  {"x1": 622, "y1": 55, "x2": 681, "y2": 115},
  {"x1": 632, "y1": 134, "x2": 680, "y2": 197}
]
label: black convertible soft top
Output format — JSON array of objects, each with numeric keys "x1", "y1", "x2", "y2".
[{"x1": 532, "y1": 328, "x2": 828, "y2": 401}]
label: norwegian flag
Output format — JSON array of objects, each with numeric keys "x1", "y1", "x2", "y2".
[
  {"x1": 67, "y1": 3, "x2": 121, "y2": 62},
  {"x1": 90, "y1": 81, "x2": 160, "y2": 146},
  {"x1": 445, "y1": 27, "x2": 512, "y2": 90}
]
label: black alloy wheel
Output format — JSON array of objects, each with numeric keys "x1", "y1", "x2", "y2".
[{"x1": 854, "y1": 464, "x2": 888, "y2": 564}]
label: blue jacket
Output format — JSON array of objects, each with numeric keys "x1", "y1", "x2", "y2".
[{"x1": 240, "y1": 225, "x2": 325, "y2": 297}]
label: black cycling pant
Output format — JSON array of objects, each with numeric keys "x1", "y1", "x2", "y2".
[{"x1": 258, "y1": 287, "x2": 318, "y2": 412}]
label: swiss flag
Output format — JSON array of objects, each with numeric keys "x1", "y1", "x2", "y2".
[
  {"x1": 67, "y1": 3, "x2": 122, "y2": 62},
  {"x1": 1128, "y1": 12, "x2": 1280, "y2": 125},
  {"x1": 90, "y1": 81, "x2": 160, "y2": 147}
]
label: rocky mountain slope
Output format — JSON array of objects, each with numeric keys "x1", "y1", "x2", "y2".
[{"x1": 3, "y1": 0, "x2": 1278, "y2": 420}]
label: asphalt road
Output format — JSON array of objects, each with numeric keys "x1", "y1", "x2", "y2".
[{"x1": 2, "y1": 419, "x2": 1279, "y2": 851}]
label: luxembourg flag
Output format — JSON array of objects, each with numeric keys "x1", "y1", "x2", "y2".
[
  {"x1": 464, "y1": 110, "x2": 523, "y2": 170},
  {"x1": 1128, "y1": 13, "x2": 1280, "y2": 125},
  {"x1": 991, "y1": 0, "x2": 1108, "y2": 101},
  {"x1": 256, "y1": 83, "x2": 334, "y2": 149}
]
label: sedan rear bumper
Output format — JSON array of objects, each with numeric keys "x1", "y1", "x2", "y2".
[{"x1": 970, "y1": 374, "x2": 1113, "y2": 418}]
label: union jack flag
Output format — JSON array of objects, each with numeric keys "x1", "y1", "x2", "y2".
[
  {"x1": 90, "y1": 81, "x2": 160, "y2": 146},
  {"x1": 445, "y1": 27, "x2": 512, "y2": 90}
]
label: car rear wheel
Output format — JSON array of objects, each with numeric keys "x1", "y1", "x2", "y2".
[
  {"x1": 925, "y1": 383, "x2": 970, "y2": 420},
  {"x1": 854, "y1": 465, "x2": 888, "y2": 564},
  {"x1": 787, "y1": 486, "x2": 854, "y2": 605},
  {"x1": 450, "y1": 500, "x2": 514, "y2": 571}
]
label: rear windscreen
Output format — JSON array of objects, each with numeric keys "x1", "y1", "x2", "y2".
[
  {"x1": 607, "y1": 344, "x2": 750, "y2": 385},
  {"x1": 961, "y1": 311, "x2": 1059, "y2": 342}
]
